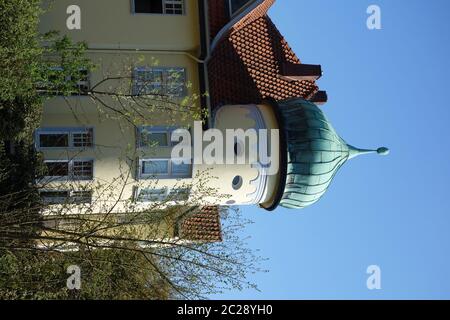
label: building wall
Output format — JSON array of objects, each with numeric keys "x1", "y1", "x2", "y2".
[
  {"x1": 38, "y1": 1, "x2": 203, "y2": 214},
  {"x1": 192, "y1": 102, "x2": 280, "y2": 207},
  {"x1": 40, "y1": 0, "x2": 201, "y2": 52}
]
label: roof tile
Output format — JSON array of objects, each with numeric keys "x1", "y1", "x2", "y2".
[
  {"x1": 179, "y1": 206, "x2": 222, "y2": 242},
  {"x1": 208, "y1": 0, "x2": 319, "y2": 108}
]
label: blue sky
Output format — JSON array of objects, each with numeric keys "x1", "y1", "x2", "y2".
[{"x1": 213, "y1": 0, "x2": 450, "y2": 299}]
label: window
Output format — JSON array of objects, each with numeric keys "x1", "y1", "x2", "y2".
[
  {"x1": 168, "y1": 187, "x2": 190, "y2": 201},
  {"x1": 40, "y1": 133, "x2": 69, "y2": 148},
  {"x1": 232, "y1": 175, "x2": 244, "y2": 190},
  {"x1": 72, "y1": 161, "x2": 94, "y2": 180},
  {"x1": 46, "y1": 161, "x2": 69, "y2": 178},
  {"x1": 133, "y1": 67, "x2": 186, "y2": 97},
  {"x1": 139, "y1": 159, "x2": 191, "y2": 179},
  {"x1": 44, "y1": 160, "x2": 94, "y2": 181},
  {"x1": 36, "y1": 128, "x2": 93, "y2": 149},
  {"x1": 38, "y1": 66, "x2": 90, "y2": 95},
  {"x1": 136, "y1": 187, "x2": 168, "y2": 202},
  {"x1": 133, "y1": 0, "x2": 184, "y2": 15},
  {"x1": 76, "y1": 69, "x2": 90, "y2": 93},
  {"x1": 137, "y1": 126, "x2": 182, "y2": 148},
  {"x1": 40, "y1": 190, "x2": 69, "y2": 204},
  {"x1": 40, "y1": 190, "x2": 92, "y2": 204},
  {"x1": 135, "y1": 187, "x2": 190, "y2": 202},
  {"x1": 71, "y1": 191, "x2": 93, "y2": 204},
  {"x1": 72, "y1": 130, "x2": 93, "y2": 147},
  {"x1": 172, "y1": 162, "x2": 191, "y2": 176},
  {"x1": 142, "y1": 160, "x2": 169, "y2": 175}
]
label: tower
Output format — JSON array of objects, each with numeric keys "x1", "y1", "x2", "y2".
[{"x1": 192, "y1": 98, "x2": 388, "y2": 210}]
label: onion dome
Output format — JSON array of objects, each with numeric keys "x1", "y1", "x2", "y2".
[{"x1": 269, "y1": 98, "x2": 388, "y2": 210}]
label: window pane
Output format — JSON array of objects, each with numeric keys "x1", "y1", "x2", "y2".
[
  {"x1": 165, "y1": 0, "x2": 183, "y2": 14},
  {"x1": 140, "y1": 131, "x2": 169, "y2": 147},
  {"x1": 137, "y1": 188, "x2": 167, "y2": 202},
  {"x1": 71, "y1": 191, "x2": 92, "y2": 204},
  {"x1": 40, "y1": 133, "x2": 69, "y2": 148},
  {"x1": 142, "y1": 160, "x2": 169, "y2": 175},
  {"x1": 171, "y1": 161, "x2": 191, "y2": 176},
  {"x1": 40, "y1": 191, "x2": 69, "y2": 204},
  {"x1": 134, "y1": 68, "x2": 186, "y2": 96},
  {"x1": 168, "y1": 188, "x2": 190, "y2": 201},
  {"x1": 73, "y1": 129, "x2": 93, "y2": 147},
  {"x1": 166, "y1": 69, "x2": 185, "y2": 96},
  {"x1": 72, "y1": 161, "x2": 93, "y2": 179},
  {"x1": 134, "y1": 70, "x2": 164, "y2": 95},
  {"x1": 46, "y1": 162, "x2": 69, "y2": 177},
  {"x1": 134, "y1": 0, "x2": 163, "y2": 13}
]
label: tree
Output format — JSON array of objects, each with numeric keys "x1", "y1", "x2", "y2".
[{"x1": 0, "y1": 0, "x2": 263, "y2": 300}]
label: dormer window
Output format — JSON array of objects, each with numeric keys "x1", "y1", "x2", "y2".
[{"x1": 133, "y1": 0, "x2": 184, "y2": 15}]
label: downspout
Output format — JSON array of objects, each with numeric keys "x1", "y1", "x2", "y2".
[{"x1": 198, "y1": 0, "x2": 212, "y2": 129}]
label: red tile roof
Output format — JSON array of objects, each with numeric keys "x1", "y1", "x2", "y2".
[
  {"x1": 179, "y1": 206, "x2": 222, "y2": 242},
  {"x1": 208, "y1": 0, "x2": 319, "y2": 108}
]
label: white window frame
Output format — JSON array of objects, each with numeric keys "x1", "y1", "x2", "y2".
[
  {"x1": 137, "y1": 126, "x2": 181, "y2": 148},
  {"x1": 133, "y1": 67, "x2": 186, "y2": 97},
  {"x1": 36, "y1": 127, "x2": 94, "y2": 150},
  {"x1": 138, "y1": 158, "x2": 191, "y2": 179},
  {"x1": 134, "y1": 186, "x2": 190, "y2": 202},
  {"x1": 40, "y1": 189, "x2": 93, "y2": 204},
  {"x1": 135, "y1": 187, "x2": 168, "y2": 202},
  {"x1": 41, "y1": 66, "x2": 90, "y2": 95},
  {"x1": 131, "y1": 0, "x2": 185, "y2": 15},
  {"x1": 43, "y1": 159, "x2": 94, "y2": 181}
]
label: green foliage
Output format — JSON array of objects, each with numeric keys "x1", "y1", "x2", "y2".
[
  {"x1": 0, "y1": 0, "x2": 93, "y2": 195},
  {"x1": 36, "y1": 35, "x2": 95, "y2": 96},
  {"x1": 0, "y1": 0, "x2": 43, "y2": 102},
  {"x1": 0, "y1": 249, "x2": 171, "y2": 300},
  {"x1": 0, "y1": 0, "x2": 94, "y2": 141},
  {"x1": 0, "y1": 1, "x2": 261, "y2": 300}
]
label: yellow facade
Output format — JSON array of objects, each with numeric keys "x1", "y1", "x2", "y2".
[
  {"x1": 38, "y1": 0, "x2": 204, "y2": 214},
  {"x1": 40, "y1": 0, "x2": 201, "y2": 52}
]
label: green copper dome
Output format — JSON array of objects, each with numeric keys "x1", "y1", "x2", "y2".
[{"x1": 274, "y1": 98, "x2": 388, "y2": 210}]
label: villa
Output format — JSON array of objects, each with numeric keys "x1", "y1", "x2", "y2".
[{"x1": 37, "y1": 0, "x2": 387, "y2": 244}]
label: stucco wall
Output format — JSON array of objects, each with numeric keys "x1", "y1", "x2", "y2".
[{"x1": 40, "y1": 0, "x2": 201, "y2": 52}]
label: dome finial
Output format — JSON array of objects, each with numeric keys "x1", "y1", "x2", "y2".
[
  {"x1": 347, "y1": 145, "x2": 390, "y2": 159},
  {"x1": 377, "y1": 147, "x2": 390, "y2": 156}
]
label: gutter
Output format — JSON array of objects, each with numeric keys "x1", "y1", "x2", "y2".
[{"x1": 85, "y1": 48, "x2": 204, "y2": 63}]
